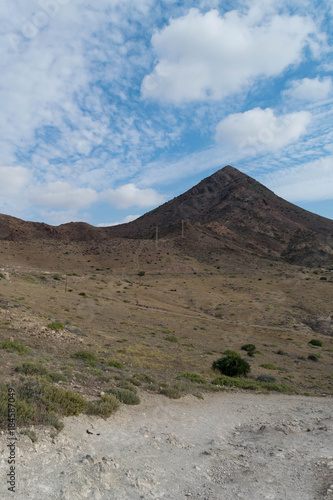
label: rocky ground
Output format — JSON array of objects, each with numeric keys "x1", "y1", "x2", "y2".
[{"x1": 1, "y1": 391, "x2": 333, "y2": 500}]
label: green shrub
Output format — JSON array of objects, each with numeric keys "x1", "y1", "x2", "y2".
[
  {"x1": 15, "y1": 363, "x2": 67, "y2": 384},
  {"x1": 15, "y1": 362, "x2": 48, "y2": 376},
  {"x1": 19, "y1": 377, "x2": 87, "y2": 416},
  {"x1": 165, "y1": 335, "x2": 179, "y2": 343},
  {"x1": 1, "y1": 341, "x2": 30, "y2": 355},
  {"x1": 308, "y1": 354, "x2": 319, "y2": 362},
  {"x1": 260, "y1": 363, "x2": 278, "y2": 370},
  {"x1": 107, "y1": 388, "x2": 140, "y2": 405},
  {"x1": 0, "y1": 385, "x2": 37, "y2": 426},
  {"x1": 159, "y1": 385, "x2": 182, "y2": 399},
  {"x1": 47, "y1": 372, "x2": 68, "y2": 383},
  {"x1": 47, "y1": 322, "x2": 64, "y2": 330},
  {"x1": 116, "y1": 380, "x2": 138, "y2": 393},
  {"x1": 211, "y1": 375, "x2": 297, "y2": 394},
  {"x1": 212, "y1": 351, "x2": 250, "y2": 377},
  {"x1": 86, "y1": 395, "x2": 120, "y2": 418},
  {"x1": 71, "y1": 350, "x2": 98, "y2": 362},
  {"x1": 106, "y1": 360, "x2": 124, "y2": 369},
  {"x1": 176, "y1": 373, "x2": 207, "y2": 384},
  {"x1": 308, "y1": 339, "x2": 323, "y2": 347},
  {"x1": 241, "y1": 344, "x2": 256, "y2": 355}
]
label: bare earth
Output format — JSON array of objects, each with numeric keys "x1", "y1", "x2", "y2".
[{"x1": 1, "y1": 391, "x2": 333, "y2": 500}]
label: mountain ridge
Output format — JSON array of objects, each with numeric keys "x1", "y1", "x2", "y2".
[{"x1": 0, "y1": 166, "x2": 332, "y2": 266}]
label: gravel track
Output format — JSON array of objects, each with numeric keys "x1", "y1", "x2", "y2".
[{"x1": 1, "y1": 391, "x2": 333, "y2": 500}]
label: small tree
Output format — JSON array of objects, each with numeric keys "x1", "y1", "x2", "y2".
[{"x1": 212, "y1": 350, "x2": 251, "y2": 377}]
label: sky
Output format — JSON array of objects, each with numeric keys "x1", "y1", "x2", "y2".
[{"x1": 0, "y1": 0, "x2": 332, "y2": 227}]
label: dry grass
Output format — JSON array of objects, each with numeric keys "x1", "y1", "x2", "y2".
[{"x1": 0, "y1": 238, "x2": 332, "y2": 409}]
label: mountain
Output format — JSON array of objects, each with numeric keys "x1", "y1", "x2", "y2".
[
  {"x1": 1, "y1": 166, "x2": 333, "y2": 266},
  {"x1": 108, "y1": 165, "x2": 333, "y2": 266}
]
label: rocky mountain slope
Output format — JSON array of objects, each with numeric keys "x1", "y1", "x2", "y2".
[{"x1": 1, "y1": 166, "x2": 332, "y2": 266}]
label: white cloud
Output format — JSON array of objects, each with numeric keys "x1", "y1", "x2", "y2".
[
  {"x1": 29, "y1": 182, "x2": 98, "y2": 210},
  {"x1": 97, "y1": 214, "x2": 141, "y2": 227},
  {"x1": 38, "y1": 210, "x2": 86, "y2": 226},
  {"x1": 262, "y1": 156, "x2": 333, "y2": 202},
  {"x1": 215, "y1": 107, "x2": 312, "y2": 154},
  {"x1": 0, "y1": 166, "x2": 31, "y2": 196},
  {"x1": 101, "y1": 184, "x2": 164, "y2": 209},
  {"x1": 142, "y1": 8, "x2": 318, "y2": 103},
  {"x1": 283, "y1": 77, "x2": 333, "y2": 102}
]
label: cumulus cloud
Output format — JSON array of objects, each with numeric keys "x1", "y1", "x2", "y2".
[
  {"x1": 97, "y1": 215, "x2": 141, "y2": 227},
  {"x1": 215, "y1": 107, "x2": 312, "y2": 154},
  {"x1": 101, "y1": 184, "x2": 165, "y2": 209},
  {"x1": 38, "y1": 210, "x2": 86, "y2": 226},
  {"x1": 29, "y1": 182, "x2": 99, "y2": 210},
  {"x1": 282, "y1": 77, "x2": 333, "y2": 102},
  {"x1": 0, "y1": 166, "x2": 31, "y2": 196},
  {"x1": 262, "y1": 156, "x2": 333, "y2": 202},
  {"x1": 142, "y1": 8, "x2": 317, "y2": 103}
]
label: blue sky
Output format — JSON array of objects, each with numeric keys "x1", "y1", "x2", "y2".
[{"x1": 0, "y1": 0, "x2": 332, "y2": 226}]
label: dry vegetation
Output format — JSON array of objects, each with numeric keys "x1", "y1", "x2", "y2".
[{"x1": 0, "y1": 234, "x2": 332, "y2": 432}]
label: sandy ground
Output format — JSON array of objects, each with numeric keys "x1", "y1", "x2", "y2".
[{"x1": 1, "y1": 391, "x2": 333, "y2": 500}]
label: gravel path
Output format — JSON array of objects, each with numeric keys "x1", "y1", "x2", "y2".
[{"x1": 1, "y1": 391, "x2": 333, "y2": 499}]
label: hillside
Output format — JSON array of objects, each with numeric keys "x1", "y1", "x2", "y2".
[{"x1": 0, "y1": 166, "x2": 333, "y2": 266}]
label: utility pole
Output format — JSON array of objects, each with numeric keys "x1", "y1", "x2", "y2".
[
  {"x1": 182, "y1": 219, "x2": 185, "y2": 238},
  {"x1": 155, "y1": 227, "x2": 159, "y2": 248}
]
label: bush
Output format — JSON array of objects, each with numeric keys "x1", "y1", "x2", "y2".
[
  {"x1": 0, "y1": 383, "x2": 37, "y2": 426},
  {"x1": 86, "y1": 395, "x2": 120, "y2": 418},
  {"x1": 165, "y1": 335, "x2": 179, "y2": 343},
  {"x1": 117, "y1": 380, "x2": 138, "y2": 393},
  {"x1": 212, "y1": 351, "x2": 251, "y2": 377},
  {"x1": 47, "y1": 322, "x2": 64, "y2": 330},
  {"x1": 15, "y1": 362, "x2": 48, "y2": 376},
  {"x1": 308, "y1": 354, "x2": 319, "y2": 362},
  {"x1": 176, "y1": 373, "x2": 207, "y2": 384},
  {"x1": 106, "y1": 360, "x2": 124, "y2": 369},
  {"x1": 308, "y1": 339, "x2": 323, "y2": 347},
  {"x1": 211, "y1": 375, "x2": 297, "y2": 394},
  {"x1": 1, "y1": 341, "x2": 30, "y2": 355},
  {"x1": 15, "y1": 363, "x2": 67, "y2": 383},
  {"x1": 19, "y1": 377, "x2": 87, "y2": 416},
  {"x1": 107, "y1": 388, "x2": 140, "y2": 405},
  {"x1": 241, "y1": 344, "x2": 256, "y2": 355},
  {"x1": 71, "y1": 350, "x2": 98, "y2": 362},
  {"x1": 159, "y1": 385, "x2": 183, "y2": 399},
  {"x1": 260, "y1": 363, "x2": 278, "y2": 370}
]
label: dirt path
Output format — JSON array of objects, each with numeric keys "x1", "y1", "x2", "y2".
[{"x1": 1, "y1": 391, "x2": 333, "y2": 499}]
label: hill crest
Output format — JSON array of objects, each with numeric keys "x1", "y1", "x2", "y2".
[{"x1": 0, "y1": 166, "x2": 332, "y2": 267}]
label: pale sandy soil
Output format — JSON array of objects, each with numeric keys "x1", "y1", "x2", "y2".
[{"x1": 1, "y1": 391, "x2": 333, "y2": 500}]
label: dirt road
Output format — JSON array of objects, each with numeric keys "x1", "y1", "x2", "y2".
[{"x1": 1, "y1": 391, "x2": 333, "y2": 499}]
